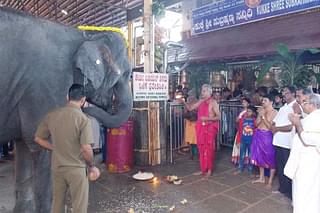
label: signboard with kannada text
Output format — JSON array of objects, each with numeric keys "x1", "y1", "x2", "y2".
[
  {"x1": 192, "y1": 0, "x2": 320, "y2": 35},
  {"x1": 132, "y1": 72, "x2": 169, "y2": 101}
]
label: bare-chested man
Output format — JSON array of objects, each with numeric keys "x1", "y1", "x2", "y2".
[
  {"x1": 188, "y1": 84, "x2": 220, "y2": 177},
  {"x1": 251, "y1": 94, "x2": 277, "y2": 189}
]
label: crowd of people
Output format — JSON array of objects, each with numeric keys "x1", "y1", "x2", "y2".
[
  {"x1": 3, "y1": 82, "x2": 319, "y2": 213},
  {"x1": 179, "y1": 84, "x2": 320, "y2": 213}
]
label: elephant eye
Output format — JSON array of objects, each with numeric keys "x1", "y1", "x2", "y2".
[{"x1": 99, "y1": 46, "x2": 112, "y2": 64}]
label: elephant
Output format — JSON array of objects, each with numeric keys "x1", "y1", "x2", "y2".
[{"x1": 0, "y1": 7, "x2": 133, "y2": 213}]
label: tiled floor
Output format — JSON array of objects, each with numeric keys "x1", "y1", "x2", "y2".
[{"x1": 0, "y1": 148, "x2": 292, "y2": 213}]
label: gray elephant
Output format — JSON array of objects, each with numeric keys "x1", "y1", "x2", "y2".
[{"x1": 0, "y1": 7, "x2": 132, "y2": 213}]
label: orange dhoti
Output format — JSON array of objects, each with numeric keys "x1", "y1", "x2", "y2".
[{"x1": 184, "y1": 119, "x2": 197, "y2": 145}]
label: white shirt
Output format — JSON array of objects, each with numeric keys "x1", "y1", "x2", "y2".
[
  {"x1": 272, "y1": 100, "x2": 296, "y2": 149},
  {"x1": 300, "y1": 109, "x2": 320, "y2": 149}
]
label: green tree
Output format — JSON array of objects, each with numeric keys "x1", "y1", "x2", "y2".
[
  {"x1": 257, "y1": 43, "x2": 320, "y2": 87},
  {"x1": 152, "y1": 1, "x2": 165, "y2": 21}
]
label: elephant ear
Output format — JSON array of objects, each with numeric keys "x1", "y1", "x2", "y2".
[{"x1": 74, "y1": 41, "x2": 105, "y2": 89}]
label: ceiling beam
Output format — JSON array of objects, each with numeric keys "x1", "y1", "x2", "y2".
[
  {"x1": 56, "y1": 0, "x2": 86, "y2": 22},
  {"x1": 5, "y1": 0, "x2": 13, "y2": 7},
  {"x1": 71, "y1": 3, "x2": 105, "y2": 22},
  {"x1": 2, "y1": 0, "x2": 148, "y2": 27},
  {"x1": 59, "y1": 4, "x2": 94, "y2": 25},
  {"x1": 28, "y1": 0, "x2": 38, "y2": 16},
  {"x1": 92, "y1": 0, "x2": 127, "y2": 10},
  {"x1": 40, "y1": 0, "x2": 63, "y2": 18},
  {"x1": 16, "y1": 0, "x2": 25, "y2": 11},
  {"x1": 85, "y1": 9, "x2": 124, "y2": 25},
  {"x1": 11, "y1": 0, "x2": 20, "y2": 8},
  {"x1": 35, "y1": 0, "x2": 52, "y2": 16},
  {"x1": 22, "y1": 0, "x2": 35, "y2": 12},
  {"x1": 86, "y1": 16, "x2": 124, "y2": 27},
  {"x1": 68, "y1": 2, "x2": 99, "y2": 25},
  {"x1": 60, "y1": 0, "x2": 92, "y2": 23},
  {"x1": 40, "y1": 0, "x2": 61, "y2": 18},
  {"x1": 82, "y1": 2, "x2": 125, "y2": 23},
  {"x1": 74, "y1": 5, "x2": 123, "y2": 25},
  {"x1": 86, "y1": 10, "x2": 126, "y2": 26},
  {"x1": 67, "y1": 0, "x2": 133, "y2": 26}
]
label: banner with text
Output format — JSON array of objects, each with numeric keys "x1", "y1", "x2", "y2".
[
  {"x1": 133, "y1": 72, "x2": 169, "y2": 101},
  {"x1": 192, "y1": 0, "x2": 320, "y2": 35}
]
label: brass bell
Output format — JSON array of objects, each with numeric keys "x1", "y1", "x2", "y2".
[
  {"x1": 211, "y1": 73, "x2": 226, "y2": 88},
  {"x1": 180, "y1": 70, "x2": 188, "y2": 84},
  {"x1": 258, "y1": 72, "x2": 278, "y2": 88}
]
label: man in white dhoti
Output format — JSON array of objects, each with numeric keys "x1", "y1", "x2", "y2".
[{"x1": 285, "y1": 93, "x2": 320, "y2": 213}]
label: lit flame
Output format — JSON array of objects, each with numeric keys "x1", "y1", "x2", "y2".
[{"x1": 152, "y1": 177, "x2": 160, "y2": 185}]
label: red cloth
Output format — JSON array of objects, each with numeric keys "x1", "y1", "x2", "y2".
[{"x1": 196, "y1": 98, "x2": 219, "y2": 173}]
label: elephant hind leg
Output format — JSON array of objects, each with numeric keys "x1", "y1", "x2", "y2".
[
  {"x1": 14, "y1": 140, "x2": 36, "y2": 213},
  {"x1": 33, "y1": 148, "x2": 52, "y2": 212}
]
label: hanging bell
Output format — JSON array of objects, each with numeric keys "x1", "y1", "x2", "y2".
[
  {"x1": 258, "y1": 72, "x2": 278, "y2": 88},
  {"x1": 180, "y1": 70, "x2": 188, "y2": 84},
  {"x1": 211, "y1": 73, "x2": 226, "y2": 88}
]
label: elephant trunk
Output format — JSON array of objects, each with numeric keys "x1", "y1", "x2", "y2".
[{"x1": 83, "y1": 76, "x2": 132, "y2": 128}]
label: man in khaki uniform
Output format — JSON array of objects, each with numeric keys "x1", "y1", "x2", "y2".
[{"x1": 34, "y1": 84, "x2": 98, "y2": 213}]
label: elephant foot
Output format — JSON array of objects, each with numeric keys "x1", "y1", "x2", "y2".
[{"x1": 13, "y1": 199, "x2": 36, "y2": 213}]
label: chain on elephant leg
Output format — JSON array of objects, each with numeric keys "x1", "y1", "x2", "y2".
[
  {"x1": 33, "y1": 148, "x2": 52, "y2": 212},
  {"x1": 13, "y1": 141, "x2": 36, "y2": 213}
]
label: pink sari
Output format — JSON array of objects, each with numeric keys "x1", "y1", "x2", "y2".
[{"x1": 196, "y1": 98, "x2": 219, "y2": 173}]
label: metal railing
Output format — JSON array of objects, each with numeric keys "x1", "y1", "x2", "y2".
[
  {"x1": 168, "y1": 103, "x2": 185, "y2": 163},
  {"x1": 219, "y1": 101, "x2": 242, "y2": 147},
  {"x1": 167, "y1": 101, "x2": 243, "y2": 163}
]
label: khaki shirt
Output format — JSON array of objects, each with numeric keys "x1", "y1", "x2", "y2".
[{"x1": 35, "y1": 103, "x2": 93, "y2": 170}]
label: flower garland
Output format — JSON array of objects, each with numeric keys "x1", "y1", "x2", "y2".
[{"x1": 77, "y1": 25, "x2": 128, "y2": 47}]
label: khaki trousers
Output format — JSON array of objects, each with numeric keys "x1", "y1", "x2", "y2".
[{"x1": 51, "y1": 167, "x2": 88, "y2": 213}]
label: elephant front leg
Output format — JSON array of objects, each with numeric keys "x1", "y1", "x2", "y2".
[{"x1": 14, "y1": 141, "x2": 36, "y2": 213}]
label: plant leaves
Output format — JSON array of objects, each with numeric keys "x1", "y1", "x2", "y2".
[
  {"x1": 306, "y1": 48, "x2": 320, "y2": 54},
  {"x1": 152, "y1": 1, "x2": 165, "y2": 20},
  {"x1": 276, "y1": 43, "x2": 290, "y2": 58},
  {"x1": 315, "y1": 73, "x2": 320, "y2": 84},
  {"x1": 296, "y1": 48, "x2": 320, "y2": 59},
  {"x1": 259, "y1": 43, "x2": 316, "y2": 87}
]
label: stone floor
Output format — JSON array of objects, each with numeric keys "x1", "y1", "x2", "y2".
[
  {"x1": 0, "y1": 158, "x2": 14, "y2": 213},
  {"x1": 0, "y1": 148, "x2": 292, "y2": 213}
]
